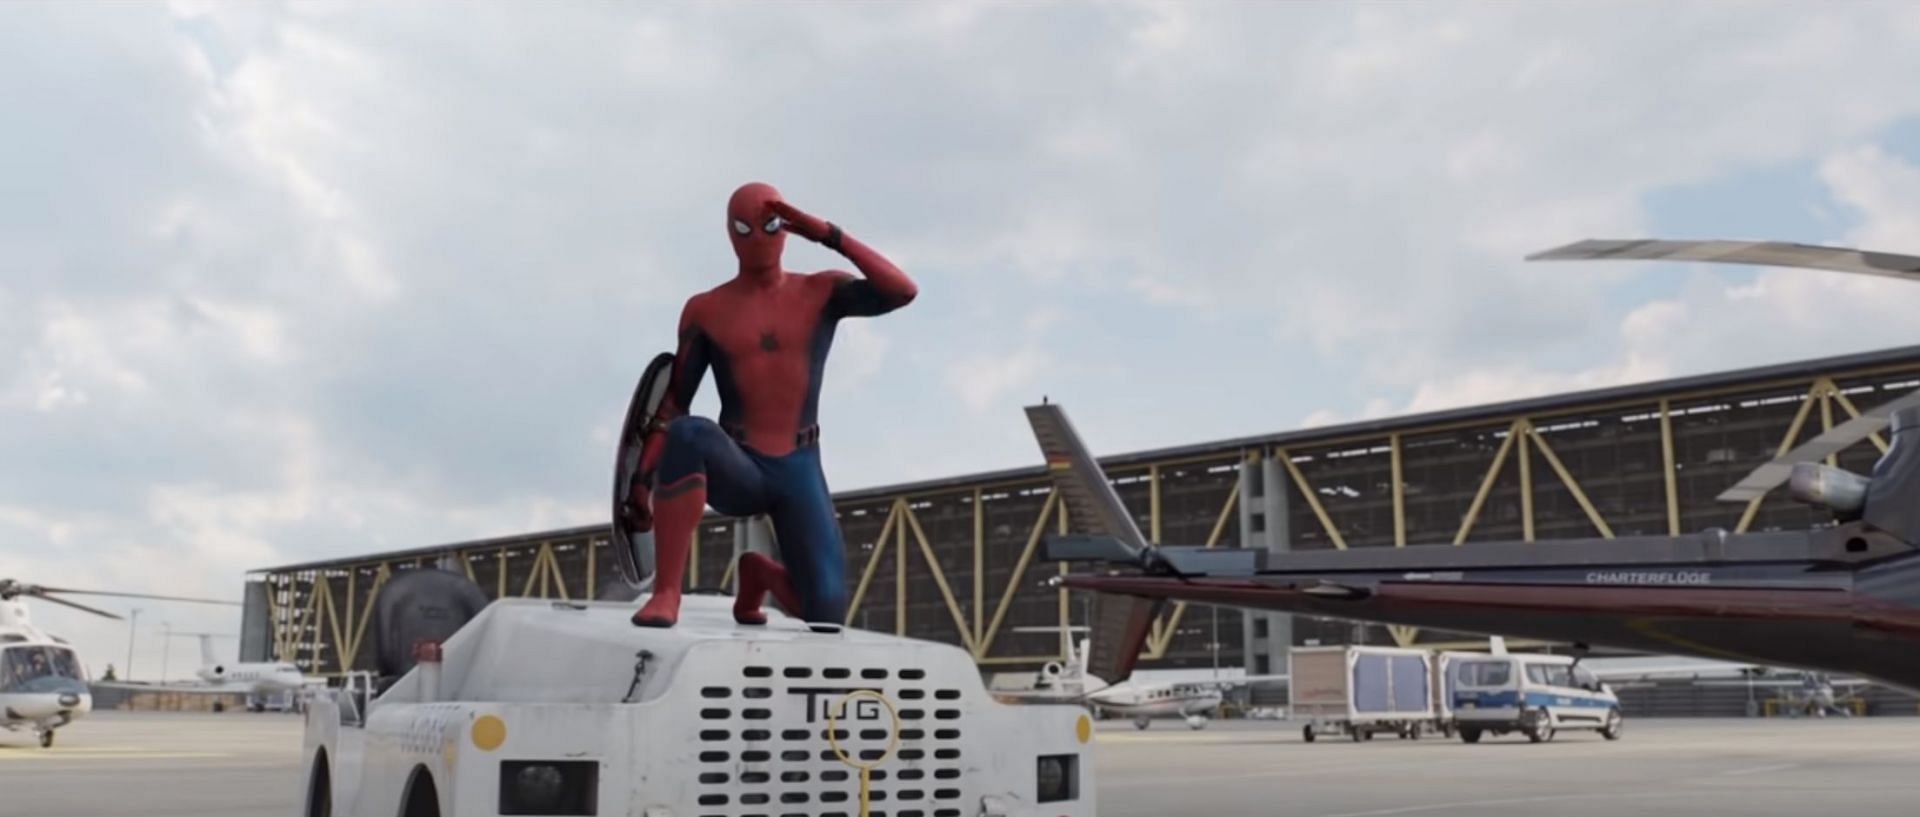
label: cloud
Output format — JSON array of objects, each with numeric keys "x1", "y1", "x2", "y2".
[
  {"x1": 8, "y1": 1, "x2": 1920, "y2": 676},
  {"x1": 1822, "y1": 145, "x2": 1920, "y2": 253},
  {"x1": 948, "y1": 347, "x2": 1049, "y2": 414}
]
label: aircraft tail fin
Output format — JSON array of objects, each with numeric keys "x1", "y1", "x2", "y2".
[
  {"x1": 1025, "y1": 403, "x2": 1163, "y2": 685},
  {"x1": 1025, "y1": 404, "x2": 1150, "y2": 554},
  {"x1": 1085, "y1": 593, "x2": 1163, "y2": 686}
]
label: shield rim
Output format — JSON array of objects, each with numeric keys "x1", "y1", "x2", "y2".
[{"x1": 611, "y1": 352, "x2": 676, "y2": 587}]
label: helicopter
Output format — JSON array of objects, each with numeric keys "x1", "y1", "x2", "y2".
[
  {"x1": 1034, "y1": 236, "x2": 1920, "y2": 690},
  {"x1": 0, "y1": 578, "x2": 237, "y2": 748}
]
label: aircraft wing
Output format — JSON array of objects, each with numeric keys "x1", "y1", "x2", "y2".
[
  {"x1": 1180, "y1": 674, "x2": 1291, "y2": 691},
  {"x1": 990, "y1": 688, "x2": 1091, "y2": 706},
  {"x1": 1579, "y1": 656, "x2": 1764, "y2": 683},
  {"x1": 92, "y1": 681, "x2": 255, "y2": 695}
]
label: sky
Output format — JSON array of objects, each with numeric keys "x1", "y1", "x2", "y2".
[{"x1": 7, "y1": 1, "x2": 1920, "y2": 679}]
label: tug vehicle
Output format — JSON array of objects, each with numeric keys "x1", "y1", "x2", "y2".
[{"x1": 301, "y1": 570, "x2": 1095, "y2": 817}]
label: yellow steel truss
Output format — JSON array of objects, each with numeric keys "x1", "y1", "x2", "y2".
[{"x1": 259, "y1": 361, "x2": 1920, "y2": 677}]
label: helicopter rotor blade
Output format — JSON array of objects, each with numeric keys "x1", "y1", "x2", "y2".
[
  {"x1": 28, "y1": 591, "x2": 125, "y2": 620},
  {"x1": 1526, "y1": 239, "x2": 1920, "y2": 282},
  {"x1": 1718, "y1": 386, "x2": 1920, "y2": 503},
  {"x1": 33, "y1": 586, "x2": 242, "y2": 607}
]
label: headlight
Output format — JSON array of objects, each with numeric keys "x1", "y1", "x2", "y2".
[
  {"x1": 1036, "y1": 753, "x2": 1079, "y2": 803},
  {"x1": 498, "y1": 760, "x2": 597, "y2": 815}
]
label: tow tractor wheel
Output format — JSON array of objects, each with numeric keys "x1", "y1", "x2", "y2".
[
  {"x1": 1459, "y1": 727, "x2": 1482, "y2": 744},
  {"x1": 1409, "y1": 724, "x2": 1423, "y2": 740},
  {"x1": 1349, "y1": 728, "x2": 1364, "y2": 742},
  {"x1": 1302, "y1": 725, "x2": 1316, "y2": 743},
  {"x1": 38, "y1": 730, "x2": 53, "y2": 748}
]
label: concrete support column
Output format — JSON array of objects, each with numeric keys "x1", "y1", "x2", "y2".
[{"x1": 1241, "y1": 453, "x2": 1292, "y2": 681}]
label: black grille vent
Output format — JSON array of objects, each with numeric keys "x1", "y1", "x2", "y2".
[{"x1": 693, "y1": 663, "x2": 970, "y2": 817}]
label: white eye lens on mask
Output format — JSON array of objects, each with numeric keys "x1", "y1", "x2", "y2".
[
  {"x1": 732, "y1": 219, "x2": 751, "y2": 236},
  {"x1": 764, "y1": 216, "x2": 783, "y2": 234}
]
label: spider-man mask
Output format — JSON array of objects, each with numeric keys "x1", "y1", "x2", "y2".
[{"x1": 727, "y1": 182, "x2": 786, "y2": 273}]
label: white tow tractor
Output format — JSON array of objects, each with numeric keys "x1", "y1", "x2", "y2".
[{"x1": 302, "y1": 572, "x2": 1095, "y2": 817}]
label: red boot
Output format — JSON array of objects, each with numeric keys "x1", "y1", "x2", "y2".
[
  {"x1": 632, "y1": 475, "x2": 705, "y2": 628},
  {"x1": 734, "y1": 552, "x2": 801, "y2": 625}
]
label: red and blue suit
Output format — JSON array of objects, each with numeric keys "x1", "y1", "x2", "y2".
[{"x1": 629, "y1": 182, "x2": 917, "y2": 628}]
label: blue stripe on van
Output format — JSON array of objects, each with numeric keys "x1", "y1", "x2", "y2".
[
  {"x1": 1522, "y1": 691, "x2": 1615, "y2": 709},
  {"x1": 1455, "y1": 690, "x2": 1614, "y2": 709}
]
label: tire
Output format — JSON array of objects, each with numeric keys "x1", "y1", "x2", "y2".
[
  {"x1": 401, "y1": 766, "x2": 439, "y2": 817},
  {"x1": 1523, "y1": 710, "x2": 1552, "y2": 743},
  {"x1": 1302, "y1": 725, "x2": 1316, "y2": 743},
  {"x1": 1459, "y1": 728, "x2": 1482, "y2": 744},
  {"x1": 1410, "y1": 724, "x2": 1423, "y2": 741},
  {"x1": 1600, "y1": 708, "x2": 1623, "y2": 741},
  {"x1": 1350, "y1": 728, "x2": 1365, "y2": 742},
  {"x1": 1133, "y1": 717, "x2": 1151, "y2": 730},
  {"x1": 38, "y1": 730, "x2": 54, "y2": 748},
  {"x1": 307, "y1": 752, "x2": 332, "y2": 817}
]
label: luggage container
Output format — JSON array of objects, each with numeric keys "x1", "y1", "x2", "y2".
[{"x1": 1290, "y1": 646, "x2": 1436, "y2": 742}]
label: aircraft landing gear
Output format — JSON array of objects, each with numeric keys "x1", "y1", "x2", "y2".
[
  {"x1": 1184, "y1": 714, "x2": 1208, "y2": 730},
  {"x1": 38, "y1": 729, "x2": 54, "y2": 748},
  {"x1": 1132, "y1": 716, "x2": 1151, "y2": 730}
]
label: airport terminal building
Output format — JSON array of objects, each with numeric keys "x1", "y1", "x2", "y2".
[{"x1": 242, "y1": 345, "x2": 1920, "y2": 686}]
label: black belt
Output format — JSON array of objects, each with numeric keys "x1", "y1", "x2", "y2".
[{"x1": 724, "y1": 423, "x2": 821, "y2": 449}]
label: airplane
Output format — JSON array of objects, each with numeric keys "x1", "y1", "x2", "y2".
[
  {"x1": 992, "y1": 625, "x2": 1288, "y2": 730},
  {"x1": 1021, "y1": 276, "x2": 1920, "y2": 693},
  {"x1": 0, "y1": 578, "x2": 238, "y2": 747},
  {"x1": 96, "y1": 633, "x2": 316, "y2": 712}
]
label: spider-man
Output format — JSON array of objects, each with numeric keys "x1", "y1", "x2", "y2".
[{"x1": 627, "y1": 182, "x2": 917, "y2": 628}]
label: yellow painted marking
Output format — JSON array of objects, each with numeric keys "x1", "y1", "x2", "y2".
[
  {"x1": 1076, "y1": 714, "x2": 1092, "y2": 744},
  {"x1": 472, "y1": 714, "x2": 507, "y2": 751},
  {"x1": 827, "y1": 690, "x2": 901, "y2": 817}
]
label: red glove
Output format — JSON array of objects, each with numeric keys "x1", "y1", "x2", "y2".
[{"x1": 769, "y1": 199, "x2": 834, "y2": 246}]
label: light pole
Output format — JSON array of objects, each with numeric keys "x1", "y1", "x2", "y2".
[
  {"x1": 160, "y1": 622, "x2": 172, "y2": 682},
  {"x1": 125, "y1": 608, "x2": 142, "y2": 681}
]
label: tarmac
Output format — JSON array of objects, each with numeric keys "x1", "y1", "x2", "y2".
[{"x1": 5, "y1": 712, "x2": 1919, "y2": 816}]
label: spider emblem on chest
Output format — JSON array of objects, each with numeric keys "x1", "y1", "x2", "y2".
[{"x1": 759, "y1": 330, "x2": 780, "y2": 352}]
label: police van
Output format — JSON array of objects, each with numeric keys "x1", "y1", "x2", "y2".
[{"x1": 1443, "y1": 652, "x2": 1623, "y2": 743}]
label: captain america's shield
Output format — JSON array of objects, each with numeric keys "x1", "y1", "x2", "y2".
[{"x1": 611, "y1": 352, "x2": 676, "y2": 587}]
